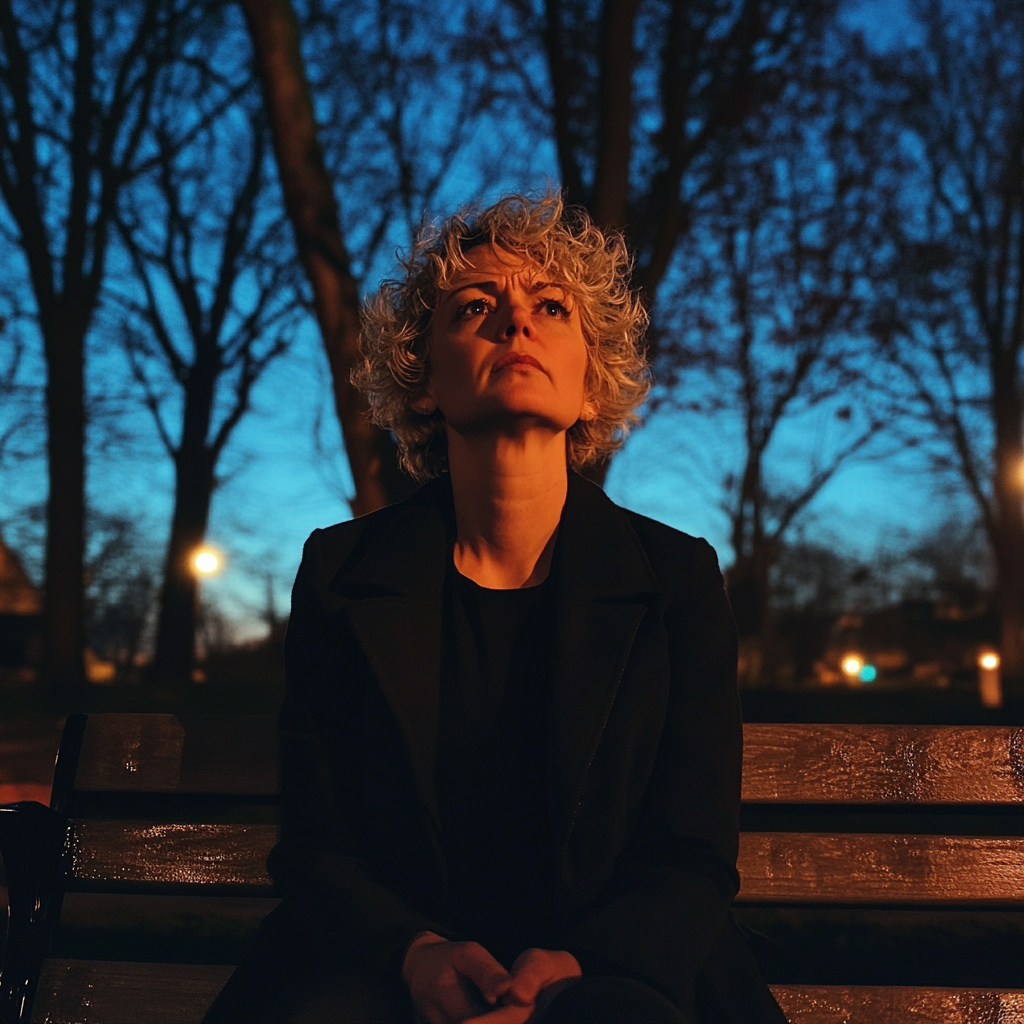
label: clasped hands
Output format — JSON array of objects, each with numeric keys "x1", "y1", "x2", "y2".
[{"x1": 402, "y1": 931, "x2": 582, "y2": 1024}]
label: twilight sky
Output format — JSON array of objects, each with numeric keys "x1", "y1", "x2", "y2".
[{"x1": 1, "y1": 0, "x2": 967, "y2": 641}]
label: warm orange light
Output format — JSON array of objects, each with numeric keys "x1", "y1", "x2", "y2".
[
  {"x1": 979, "y1": 651, "x2": 1000, "y2": 670},
  {"x1": 841, "y1": 654, "x2": 864, "y2": 677},
  {"x1": 192, "y1": 548, "x2": 221, "y2": 575}
]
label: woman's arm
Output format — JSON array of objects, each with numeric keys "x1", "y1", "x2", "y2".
[
  {"x1": 267, "y1": 531, "x2": 449, "y2": 970},
  {"x1": 553, "y1": 538, "x2": 742, "y2": 1010}
]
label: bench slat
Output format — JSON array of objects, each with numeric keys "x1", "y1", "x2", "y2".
[
  {"x1": 66, "y1": 821, "x2": 1024, "y2": 906},
  {"x1": 32, "y1": 959, "x2": 234, "y2": 1024},
  {"x1": 742, "y1": 724, "x2": 1024, "y2": 805},
  {"x1": 69, "y1": 718, "x2": 1024, "y2": 805},
  {"x1": 770, "y1": 984, "x2": 1024, "y2": 1023},
  {"x1": 74, "y1": 714, "x2": 278, "y2": 795},
  {"x1": 738, "y1": 833, "x2": 1024, "y2": 905},
  {"x1": 67, "y1": 821, "x2": 275, "y2": 889},
  {"x1": 30, "y1": 962, "x2": 1024, "y2": 1024}
]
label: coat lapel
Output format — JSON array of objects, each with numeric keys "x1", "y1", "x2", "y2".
[
  {"x1": 329, "y1": 472, "x2": 660, "y2": 877},
  {"x1": 548, "y1": 473, "x2": 661, "y2": 864},
  {"x1": 332, "y1": 480, "x2": 453, "y2": 833}
]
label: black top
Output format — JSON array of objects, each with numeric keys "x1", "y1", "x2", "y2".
[{"x1": 436, "y1": 565, "x2": 559, "y2": 966}]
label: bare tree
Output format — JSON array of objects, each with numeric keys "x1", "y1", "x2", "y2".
[
  {"x1": 114, "y1": 91, "x2": 300, "y2": 687},
  {"x1": 302, "y1": 0, "x2": 527, "y2": 280},
  {"x1": 535, "y1": 0, "x2": 835, "y2": 482},
  {"x1": 241, "y1": 0, "x2": 523, "y2": 513},
  {"x1": 239, "y1": 0, "x2": 414, "y2": 516},
  {"x1": 658, "y1": 52, "x2": 885, "y2": 678},
  {"x1": 0, "y1": 0, "x2": 211, "y2": 696},
  {"x1": 85, "y1": 510, "x2": 158, "y2": 674},
  {"x1": 864, "y1": 0, "x2": 1024, "y2": 695},
  {"x1": 0, "y1": 327, "x2": 35, "y2": 469}
]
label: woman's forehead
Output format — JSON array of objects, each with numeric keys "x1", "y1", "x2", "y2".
[{"x1": 441, "y1": 243, "x2": 568, "y2": 290}]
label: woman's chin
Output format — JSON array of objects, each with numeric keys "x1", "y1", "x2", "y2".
[{"x1": 446, "y1": 408, "x2": 576, "y2": 444}]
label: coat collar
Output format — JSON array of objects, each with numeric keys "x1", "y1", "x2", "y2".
[
  {"x1": 332, "y1": 471, "x2": 660, "y2": 873},
  {"x1": 336, "y1": 471, "x2": 658, "y2": 598}
]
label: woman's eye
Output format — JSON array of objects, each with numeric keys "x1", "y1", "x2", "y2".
[
  {"x1": 543, "y1": 299, "x2": 570, "y2": 318},
  {"x1": 457, "y1": 298, "x2": 492, "y2": 318}
]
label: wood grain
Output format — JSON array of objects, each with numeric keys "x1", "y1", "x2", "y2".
[
  {"x1": 75, "y1": 715, "x2": 278, "y2": 795},
  {"x1": 771, "y1": 984, "x2": 1024, "y2": 1024},
  {"x1": 71, "y1": 720, "x2": 1024, "y2": 803},
  {"x1": 32, "y1": 959, "x2": 233, "y2": 1024},
  {"x1": 67, "y1": 820, "x2": 275, "y2": 889},
  {"x1": 30, "y1": 965, "x2": 1024, "y2": 1024},
  {"x1": 737, "y1": 833, "x2": 1024, "y2": 905},
  {"x1": 76, "y1": 715, "x2": 185, "y2": 792},
  {"x1": 742, "y1": 724, "x2": 1024, "y2": 805}
]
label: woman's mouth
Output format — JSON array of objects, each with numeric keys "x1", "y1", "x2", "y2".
[{"x1": 492, "y1": 353, "x2": 544, "y2": 373}]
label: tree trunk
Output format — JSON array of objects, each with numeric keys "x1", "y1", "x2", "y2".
[
  {"x1": 591, "y1": 0, "x2": 639, "y2": 231},
  {"x1": 547, "y1": 0, "x2": 639, "y2": 492},
  {"x1": 41, "y1": 315, "x2": 87, "y2": 698},
  {"x1": 150, "y1": 346, "x2": 220, "y2": 687},
  {"x1": 152, "y1": 446, "x2": 215, "y2": 687},
  {"x1": 239, "y1": 0, "x2": 413, "y2": 515}
]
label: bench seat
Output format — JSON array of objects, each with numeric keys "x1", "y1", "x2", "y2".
[
  {"x1": 1, "y1": 715, "x2": 1021, "y2": 1023},
  {"x1": 29, "y1": 961, "x2": 1024, "y2": 1024}
]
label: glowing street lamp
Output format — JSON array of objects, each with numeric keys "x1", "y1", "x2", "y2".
[
  {"x1": 192, "y1": 547, "x2": 222, "y2": 576},
  {"x1": 977, "y1": 650, "x2": 1002, "y2": 708},
  {"x1": 841, "y1": 654, "x2": 864, "y2": 680}
]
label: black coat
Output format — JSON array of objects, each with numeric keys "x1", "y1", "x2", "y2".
[{"x1": 220, "y1": 472, "x2": 783, "y2": 1023}]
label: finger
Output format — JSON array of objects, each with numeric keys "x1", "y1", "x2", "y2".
[
  {"x1": 505, "y1": 952, "x2": 551, "y2": 1005},
  {"x1": 463, "y1": 1001, "x2": 535, "y2": 1024},
  {"x1": 437, "y1": 971, "x2": 487, "y2": 1021},
  {"x1": 453, "y1": 943, "x2": 511, "y2": 1002}
]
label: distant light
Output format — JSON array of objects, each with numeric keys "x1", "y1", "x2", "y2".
[
  {"x1": 841, "y1": 654, "x2": 864, "y2": 677},
  {"x1": 859, "y1": 664, "x2": 877, "y2": 683},
  {"x1": 193, "y1": 548, "x2": 221, "y2": 575},
  {"x1": 979, "y1": 651, "x2": 1000, "y2": 670}
]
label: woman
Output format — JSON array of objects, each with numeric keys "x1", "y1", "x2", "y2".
[{"x1": 205, "y1": 194, "x2": 785, "y2": 1024}]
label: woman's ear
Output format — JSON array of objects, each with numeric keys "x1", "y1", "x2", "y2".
[
  {"x1": 578, "y1": 397, "x2": 599, "y2": 422},
  {"x1": 411, "y1": 395, "x2": 438, "y2": 415}
]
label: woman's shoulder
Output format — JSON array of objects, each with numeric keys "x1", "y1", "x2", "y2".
[
  {"x1": 618, "y1": 506, "x2": 724, "y2": 590},
  {"x1": 297, "y1": 476, "x2": 451, "y2": 584}
]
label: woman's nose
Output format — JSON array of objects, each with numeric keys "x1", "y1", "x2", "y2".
[{"x1": 503, "y1": 303, "x2": 532, "y2": 339}]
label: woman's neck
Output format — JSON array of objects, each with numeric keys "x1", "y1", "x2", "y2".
[{"x1": 447, "y1": 429, "x2": 568, "y2": 589}]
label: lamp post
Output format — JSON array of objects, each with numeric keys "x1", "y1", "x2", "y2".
[
  {"x1": 977, "y1": 650, "x2": 1002, "y2": 709},
  {"x1": 189, "y1": 546, "x2": 222, "y2": 684}
]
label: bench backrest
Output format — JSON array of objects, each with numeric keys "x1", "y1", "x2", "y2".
[{"x1": 52, "y1": 714, "x2": 1024, "y2": 908}]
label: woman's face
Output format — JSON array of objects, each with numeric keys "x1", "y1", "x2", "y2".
[{"x1": 422, "y1": 244, "x2": 596, "y2": 438}]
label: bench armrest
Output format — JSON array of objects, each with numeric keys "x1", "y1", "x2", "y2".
[{"x1": 0, "y1": 802, "x2": 67, "y2": 1024}]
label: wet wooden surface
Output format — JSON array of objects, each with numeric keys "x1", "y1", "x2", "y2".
[
  {"x1": 67, "y1": 820, "x2": 276, "y2": 890},
  {"x1": 27, "y1": 963, "x2": 1024, "y2": 1024},
  {"x1": 32, "y1": 959, "x2": 233, "y2": 1024},
  {"x1": 66, "y1": 718, "x2": 1024, "y2": 804},
  {"x1": 742, "y1": 724, "x2": 1024, "y2": 805},
  {"x1": 75, "y1": 714, "x2": 278, "y2": 795},
  {"x1": 771, "y1": 984, "x2": 1024, "y2": 1023},
  {"x1": 738, "y1": 833, "x2": 1024, "y2": 905},
  {"x1": 65, "y1": 820, "x2": 1024, "y2": 905}
]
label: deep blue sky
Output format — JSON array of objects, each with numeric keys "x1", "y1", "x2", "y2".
[{"x1": 1, "y1": 0, "x2": 968, "y2": 641}]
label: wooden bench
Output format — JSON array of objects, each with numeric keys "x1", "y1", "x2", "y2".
[{"x1": 0, "y1": 714, "x2": 1021, "y2": 1023}]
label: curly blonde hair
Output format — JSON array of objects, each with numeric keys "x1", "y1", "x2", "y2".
[{"x1": 354, "y1": 193, "x2": 650, "y2": 481}]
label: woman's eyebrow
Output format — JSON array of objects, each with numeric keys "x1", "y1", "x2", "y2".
[
  {"x1": 442, "y1": 279, "x2": 570, "y2": 306},
  {"x1": 447, "y1": 279, "x2": 498, "y2": 294}
]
